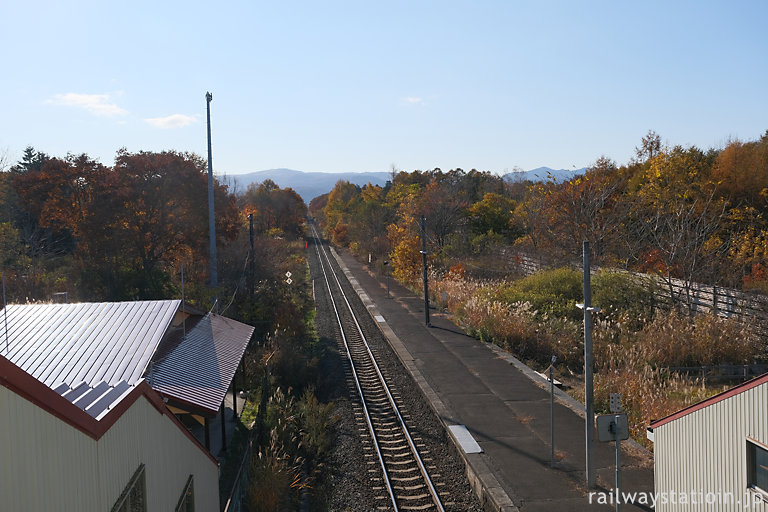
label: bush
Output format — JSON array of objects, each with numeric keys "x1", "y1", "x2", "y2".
[
  {"x1": 297, "y1": 388, "x2": 337, "y2": 463},
  {"x1": 435, "y1": 277, "x2": 583, "y2": 370},
  {"x1": 592, "y1": 270, "x2": 657, "y2": 324},
  {"x1": 495, "y1": 267, "x2": 583, "y2": 320}
]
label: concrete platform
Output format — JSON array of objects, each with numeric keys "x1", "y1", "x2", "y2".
[{"x1": 332, "y1": 248, "x2": 655, "y2": 512}]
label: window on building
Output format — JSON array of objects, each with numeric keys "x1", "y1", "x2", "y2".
[
  {"x1": 747, "y1": 439, "x2": 768, "y2": 495},
  {"x1": 175, "y1": 475, "x2": 195, "y2": 512},
  {"x1": 111, "y1": 464, "x2": 147, "y2": 512}
]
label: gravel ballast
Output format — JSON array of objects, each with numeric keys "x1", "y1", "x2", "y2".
[{"x1": 309, "y1": 239, "x2": 482, "y2": 511}]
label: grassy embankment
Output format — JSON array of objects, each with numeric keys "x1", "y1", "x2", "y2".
[{"x1": 430, "y1": 266, "x2": 761, "y2": 447}]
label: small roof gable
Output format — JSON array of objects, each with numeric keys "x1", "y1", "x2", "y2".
[{"x1": 150, "y1": 313, "x2": 254, "y2": 415}]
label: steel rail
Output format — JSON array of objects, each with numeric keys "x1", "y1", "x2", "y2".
[
  {"x1": 310, "y1": 227, "x2": 398, "y2": 510},
  {"x1": 310, "y1": 225, "x2": 445, "y2": 512}
]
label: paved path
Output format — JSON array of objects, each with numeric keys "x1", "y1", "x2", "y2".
[{"x1": 333, "y1": 249, "x2": 655, "y2": 511}]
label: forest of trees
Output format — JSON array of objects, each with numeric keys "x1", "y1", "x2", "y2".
[
  {"x1": 311, "y1": 131, "x2": 768, "y2": 303},
  {"x1": 0, "y1": 147, "x2": 307, "y2": 321}
]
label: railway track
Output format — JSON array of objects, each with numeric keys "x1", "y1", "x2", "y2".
[{"x1": 310, "y1": 225, "x2": 445, "y2": 512}]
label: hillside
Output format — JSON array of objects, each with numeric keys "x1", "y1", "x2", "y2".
[
  {"x1": 225, "y1": 169, "x2": 390, "y2": 203},
  {"x1": 225, "y1": 167, "x2": 586, "y2": 203}
]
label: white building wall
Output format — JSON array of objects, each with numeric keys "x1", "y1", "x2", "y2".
[
  {"x1": 0, "y1": 386, "x2": 219, "y2": 512},
  {"x1": 654, "y1": 382, "x2": 768, "y2": 511}
]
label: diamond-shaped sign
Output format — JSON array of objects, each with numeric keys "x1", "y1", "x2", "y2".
[
  {"x1": 286, "y1": 278, "x2": 293, "y2": 285},
  {"x1": 285, "y1": 271, "x2": 292, "y2": 278}
]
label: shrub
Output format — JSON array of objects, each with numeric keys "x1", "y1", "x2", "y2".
[
  {"x1": 271, "y1": 337, "x2": 320, "y2": 395},
  {"x1": 589, "y1": 359, "x2": 716, "y2": 447},
  {"x1": 297, "y1": 388, "x2": 337, "y2": 462},
  {"x1": 592, "y1": 270, "x2": 657, "y2": 325},
  {"x1": 495, "y1": 267, "x2": 583, "y2": 320}
]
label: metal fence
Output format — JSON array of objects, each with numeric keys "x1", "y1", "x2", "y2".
[{"x1": 222, "y1": 441, "x2": 252, "y2": 512}]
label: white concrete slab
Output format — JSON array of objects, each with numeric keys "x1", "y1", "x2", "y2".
[
  {"x1": 449, "y1": 424, "x2": 483, "y2": 454},
  {"x1": 374, "y1": 315, "x2": 386, "y2": 323}
]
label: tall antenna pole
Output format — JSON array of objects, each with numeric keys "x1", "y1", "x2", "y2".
[{"x1": 206, "y1": 92, "x2": 218, "y2": 310}]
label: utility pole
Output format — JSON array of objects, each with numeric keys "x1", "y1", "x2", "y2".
[
  {"x1": 206, "y1": 92, "x2": 218, "y2": 310},
  {"x1": 583, "y1": 241, "x2": 595, "y2": 488},
  {"x1": 248, "y1": 213, "x2": 254, "y2": 297},
  {"x1": 420, "y1": 215, "x2": 431, "y2": 327}
]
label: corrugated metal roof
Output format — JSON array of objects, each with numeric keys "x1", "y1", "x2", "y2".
[
  {"x1": 1, "y1": 300, "x2": 180, "y2": 388},
  {"x1": 54, "y1": 380, "x2": 135, "y2": 420},
  {"x1": 150, "y1": 313, "x2": 254, "y2": 415}
]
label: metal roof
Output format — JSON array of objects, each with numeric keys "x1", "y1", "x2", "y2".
[
  {"x1": 0, "y1": 300, "x2": 254, "y2": 416},
  {"x1": 1, "y1": 300, "x2": 180, "y2": 387},
  {"x1": 53, "y1": 380, "x2": 134, "y2": 421},
  {"x1": 149, "y1": 313, "x2": 254, "y2": 415}
]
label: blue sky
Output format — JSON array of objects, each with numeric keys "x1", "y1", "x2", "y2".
[{"x1": 2, "y1": 1, "x2": 767, "y2": 175}]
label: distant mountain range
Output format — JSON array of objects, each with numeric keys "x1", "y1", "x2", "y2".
[
  {"x1": 503, "y1": 166, "x2": 588, "y2": 183},
  {"x1": 224, "y1": 169, "x2": 390, "y2": 204},
  {"x1": 224, "y1": 166, "x2": 587, "y2": 203}
]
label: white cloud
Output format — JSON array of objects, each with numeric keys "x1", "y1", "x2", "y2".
[
  {"x1": 48, "y1": 92, "x2": 127, "y2": 116},
  {"x1": 144, "y1": 114, "x2": 197, "y2": 129},
  {"x1": 402, "y1": 96, "x2": 425, "y2": 106}
]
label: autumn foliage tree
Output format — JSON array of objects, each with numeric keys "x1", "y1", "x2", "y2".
[
  {"x1": 4, "y1": 149, "x2": 240, "y2": 301},
  {"x1": 241, "y1": 179, "x2": 307, "y2": 237},
  {"x1": 78, "y1": 150, "x2": 240, "y2": 299}
]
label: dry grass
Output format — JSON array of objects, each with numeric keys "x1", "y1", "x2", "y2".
[
  {"x1": 433, "y1": 277, "x2": 583, "y2": 369},
  {"x1": 432, "y1": 274, "x2": 762, "y2": 448},
  {"x1": 248, "y1": 429, "x2": 306, "y2": 511}
]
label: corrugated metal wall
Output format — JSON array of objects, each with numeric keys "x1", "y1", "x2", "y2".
[
  {"x1": 654, "y1": 383, "x2": 768, "y2": 511},
  {"x1": 0, "y1": 388, "x2": 219, "y2": 512}
]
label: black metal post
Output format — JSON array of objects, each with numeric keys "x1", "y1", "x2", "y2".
[
  {"x1": 221, "y1": 404, "x2": 227, "y2": 453},
  {"x1": 550, "y1": 362, "x2": 555, "y2": 467},
  {"x1": 232, "y1": 368, "x2": 238, "y2": 419},
  {"x1": 420, "y1": 215, "x2": 430, "y2": 327}
]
